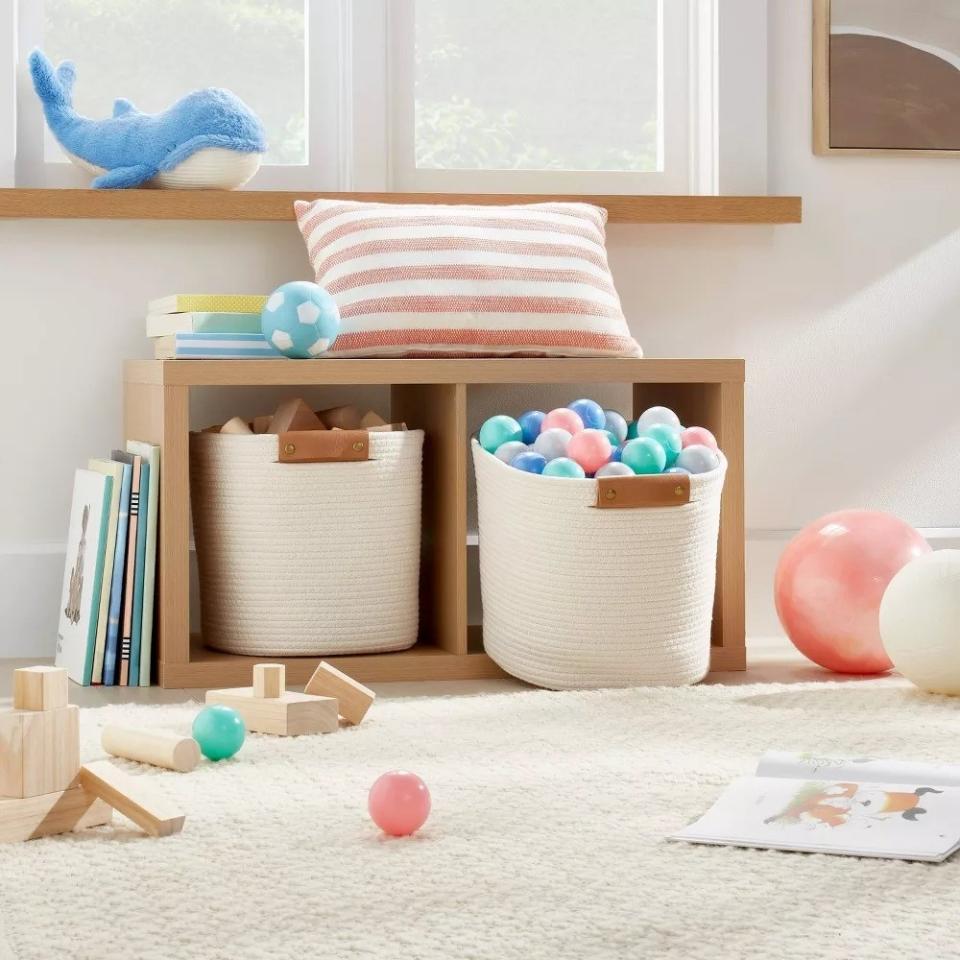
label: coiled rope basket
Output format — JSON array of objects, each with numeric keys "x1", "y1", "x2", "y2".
[
  {"x1": 191, "y1": 429, "x2": 423, "y2": 656},
  {"x1": 472, "y1": 440, "x2": 726, "y2": 689}
]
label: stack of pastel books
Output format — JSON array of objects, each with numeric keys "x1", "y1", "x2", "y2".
[
  {"x1": 56, "y1": 442, "x2": 160, "y2": 686},
  {"x1": 147, "y1": 294, "x2": 282, "y2": 359}
]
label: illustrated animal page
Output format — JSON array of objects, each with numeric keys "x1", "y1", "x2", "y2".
[{"x1": 671, "y1": 753, "x2": 960, "y2": 862}]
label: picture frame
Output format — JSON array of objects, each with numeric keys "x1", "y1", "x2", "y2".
[{"x1": 813, "y1": 0, "x2": 960, "y2": 157}]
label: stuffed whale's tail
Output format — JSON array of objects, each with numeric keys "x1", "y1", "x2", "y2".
[{"x1": 28, "y1": 49, "x2": 76, "y2": 112}]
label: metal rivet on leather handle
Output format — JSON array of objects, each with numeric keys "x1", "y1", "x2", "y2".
[
  {"x1": 352, "y1": 441, "x2": 365, "y2": 452},
  {"x1": 605, "y1": 489, "x2": 616, "y2": 501},
  {"x1": 675, "y1": 485, "x2": 684, "y2": 496},
  {"x1": 284, "y1": 443, "x2": 296, "y2": 455}
]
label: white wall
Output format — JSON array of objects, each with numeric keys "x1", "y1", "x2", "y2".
[{"x1": 2, "y1": 0, "x2": 959, "y2": 656}]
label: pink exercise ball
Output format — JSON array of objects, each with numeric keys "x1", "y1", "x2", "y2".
[
  {"x1": 774, "y1": 510, "x2": 931, "y2": 674},
  {"x1": 368, "y1": 771, "x2": 431, "y2": 836}
]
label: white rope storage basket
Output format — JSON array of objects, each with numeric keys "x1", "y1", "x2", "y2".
[
  {"x1": 473, "y1": 440, "x2": 726, "y2": 689},
  {"x1": 191, "y1": 429, "x2": 423, "y2": 656}
]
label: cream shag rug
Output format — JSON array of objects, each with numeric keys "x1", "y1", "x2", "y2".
[{"x1": 1, "y1": 680, "x2": 959, "y2": 960}]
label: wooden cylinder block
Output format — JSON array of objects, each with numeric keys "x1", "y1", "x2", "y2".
[{"x1": 101, "y1": 725, "x2": 201, "y2": 773}]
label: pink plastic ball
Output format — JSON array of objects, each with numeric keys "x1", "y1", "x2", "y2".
[
  {"x1": 541, "y1": 407, "x2": 584, "y2": 436},
  {"x1": 774, "y1": 510, "x2": 931, "y2": 674},
  {"x1": 681, "y1": 426, "x2": 718, "y2": 451},
  {"x1": 368, "y1": 771, "x2": 431, "y2": 837},
  {"x1": 566, "y1": 429, "x2": 613, "y2": 474}
]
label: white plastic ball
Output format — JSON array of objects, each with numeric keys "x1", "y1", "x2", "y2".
[
  {"x1": 494, "y1": 441, "x2": 528, "y2": 464},
  {"x1": 533, "y1": 428, "x2": 572, "y2": 462},
  {"x1": 675, "y1": 444, "x2": 721, "y2": 474},
  {"x1": 595, "y1": 462, "x2": 634, "y2": 478},
  {"x1": 880, "y1": 550, "x2": 960, "y2": 694},
  {"x1": 636, "y1": 405, "x2": 681, "y2": 434}
]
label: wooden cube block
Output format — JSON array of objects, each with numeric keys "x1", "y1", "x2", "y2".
[
  {"x1": 304, "y1": 661, "x2": 376, "y2": 725},
  {"x1": 252, "y1": 415, "x2": 272, "y2": 434},
  {"x1": 317, "y1": 404, "x2": 362, "y2": 430},
  {"x1": 220, "y1": 416, "x2": 254, "y2": 435},
  {"x1": 0, "y1": 786, "x2": 112, "y2": 843},
  {"x1": 360, "y1": 409, "x2": 387, "y2": 428},
  {"x1": 13, "y1": 666, "x2": 68, "y2": 712},
  {"x1": 269, "y1": 398, "x2": 325, "y2": 434},
  {"x1": 79, "y1": 760, "x2": 185, "y2": 838},
  {"x1": 253, "y1": 663, "x2": 285, "y2": 699},
  {"x1": 205, "y1": 688, "x2": 338, "y2": 736},
  {"x1": 366, "y1": 422, "x2": 408, "y2": 432},
  {"x1": 0, "y1": 706, "x2": 80, "y2": 799}
]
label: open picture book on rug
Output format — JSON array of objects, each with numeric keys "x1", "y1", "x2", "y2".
[{"x1": 672, "y1": 751, "x2": 960, "y2": 862}]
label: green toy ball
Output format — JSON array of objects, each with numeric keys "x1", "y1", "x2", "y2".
[
  {"x1": 192, "y1": 705, "x2": 246, "y2": 761},
  {"x1": 542, "y1": 457, "x2": 586, "y2": 478},
  {"x1": 621, "y1": 437, "x2": 667, "y2": 474},
  {"x1": 641, "y1": 423, "x2": 682, "y2": 468},
  {"x1": 479, "y1": 415, "x2": 522, "y2": 453}
]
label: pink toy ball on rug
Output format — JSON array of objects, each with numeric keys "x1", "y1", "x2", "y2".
[
  {"x1": 774, "y1": 510, "x2": 931, "y2": 675},
  {"x1": 368, "y1": 771, "x2": 431, "y2": 837},
  {"x1": 566, "y1": 429, "x2": 613, "y2": 475},
  {"x1": 541, "y1": 407, "x2": 585, "y2": 436},
  {"x1": 680, "y1": 425, "x2": 718, "y2": 451}
]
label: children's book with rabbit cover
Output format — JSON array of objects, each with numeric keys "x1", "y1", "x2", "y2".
[{"x1": 671, "y1": 752, "x2": 960, "y2": 862}]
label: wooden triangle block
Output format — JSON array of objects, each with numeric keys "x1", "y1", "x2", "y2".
[
  {"x1": 269, "y1": 398, "x2": 325, "y2": 434},
  {"x1": 0, "y1": 786, "x2": 112, "y2": 843},
  {"x1": 79, "y1": 760, "x2": 185, "y2": 837}
]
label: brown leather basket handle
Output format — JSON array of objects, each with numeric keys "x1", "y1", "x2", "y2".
[
  {"x1": 276, "y1": 430, "x2": 370, "y2": 464},
  {"x1": 595, "y1": 473, "x2": 691, "y2": 509}
]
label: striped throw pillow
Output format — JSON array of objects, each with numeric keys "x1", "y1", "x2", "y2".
[{"x1": 294, "y1": 199, "x2": 641, "y2": 358}]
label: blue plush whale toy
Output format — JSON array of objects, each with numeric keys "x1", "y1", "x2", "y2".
[{"x1": 28, "y1": 49, "x2": 267, "y2": 189}]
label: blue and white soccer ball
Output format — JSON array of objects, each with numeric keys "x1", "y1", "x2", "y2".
[{"x1": 261, "y1": 281, "x2": 340, "y2": 359}]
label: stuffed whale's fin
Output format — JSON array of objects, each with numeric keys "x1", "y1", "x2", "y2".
[
  {"x1": 91, "y1": 164, "x2": 157, "y2": 189},
  {"x1": 112, "y1": 97, "x2": 139, "y2": 118},
  {"x1": 28, "y1": 49, "x2": 76, "y2": 109}
]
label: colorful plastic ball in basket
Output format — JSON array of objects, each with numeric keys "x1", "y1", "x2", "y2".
[
  {"x1": 568, "y1": 398, "x2": 606, "y2": 431},
  {"x1": 542, "y1": 457, "x2": 586, "y2": 479},
  {"x1": 621, "y1": 437, "x2": 667, "y2": 475},
  {"x1": 479, "y1": 415, "x2": 522, "y2": 453}
]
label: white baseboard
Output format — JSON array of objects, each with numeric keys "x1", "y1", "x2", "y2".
[{"x1": 3, "y1": 528, "x2": 959, "y2": 659}]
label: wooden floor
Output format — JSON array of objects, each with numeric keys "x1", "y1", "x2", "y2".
[{"x1": 0, "y1": 638, "x2": 856, "y2": 708}]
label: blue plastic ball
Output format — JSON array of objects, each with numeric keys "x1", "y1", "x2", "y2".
[
  {"x1": 604, "y1": 410, "x2": 628, "y2": 444},
  {"x1": 479, "y1": 415, "x2": 522, "y2": 453},
  {"x1": 511, "y1": 451, "x2": 547, "y2": 474},
  {"x1": 568, "y1": 398, "x2": 606, "y2": 431},
  {"x1": 621, "y1": 438, "x2": 667, "y2": 475},
  {"x1": 676, "y1": 444, "x2": 721, "y2": 475},
  {"x1": 641, "y1": 423, "x2": 683, "y2": 468},
  {"x1": 261, "y1": 281, "x2": 340, "y2": 359},
  {"x1": 517, "y1": 410, "x2": 546, "y2": 445},
  {"x1": 192, "y1": 705, "x2": 246, "y2": 761},
  {"x1": 542, "y1": 457, "x2": 586, "y2": 478},
  {"x1": 610, "y1": 445, "x2": 624, "y2": 462}
]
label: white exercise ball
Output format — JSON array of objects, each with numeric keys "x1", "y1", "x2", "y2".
[{"x1": 879, "y1": 550, "x2": 960, "y2": 694}]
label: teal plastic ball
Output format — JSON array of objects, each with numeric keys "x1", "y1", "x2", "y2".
[
  {"x1": 192, "y1": 705, "x2": 246, "y2": 761},
  {"x1": 621, "y1": 437, "x2": 667, "y2": 474},
  {"x1": 479, "y1": 416, "x2": 522, "y2": 453},
  {"x1": 641, "y1": 423, "x2": 682, "y2": 468},
  {"x1": 626, "y1": 420, "x2": 640, "y2": 440},
  {"x1": 261, "y1": 281, "x2": 340, "y2": 359},
  {"x1": 542, "y1": 457, "x2": 586, "y2": 478}
]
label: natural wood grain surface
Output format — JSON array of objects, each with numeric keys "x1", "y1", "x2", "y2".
[
  {"x1": 391, "y1": 383, "x2": 468, "y2": 655},
  {"x1": 125, "y1": 358, "x2": 745, "y2": 388},
  {"x1": 0, "y1": 189, "x2": 802, "y2": 223},
  {"x1": 304, "y1": 662, "x2": 376, "y2": 725},
  {"x1": 101, "y1": 725, "x2": 201, "y2": 773},
  {"x1": 205, "y1": 687, "x2": 339, "y2": 736},
  {"x1": 79, "y1": 760, "x2": 185, "y2": 837},
  {"x1": 0, "y1": 786, "x2": 112, "y2": 843},
  {"x1": 13, "y1": 666, "x2": 68, "y2": 712}
]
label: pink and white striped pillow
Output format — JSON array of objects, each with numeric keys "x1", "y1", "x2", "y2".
[{"x1": 294, "y1": 199, "x2": 641, "y2": 358}]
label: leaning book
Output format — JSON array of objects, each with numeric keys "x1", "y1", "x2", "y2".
[
  {"x1": 56, "y1": 468, "x2": 113, "y2": 685},
  {"x1": 671, "y1": 751, "x2": 960, "y2": 862}
]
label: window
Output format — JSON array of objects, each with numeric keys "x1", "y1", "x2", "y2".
[{"x1": 5, "y1": 0, "x2": 766, "y2": 195}]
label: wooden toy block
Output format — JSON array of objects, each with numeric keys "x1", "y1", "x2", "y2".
[
  {"x1": 0, "y1": 786, "x2": 112, "y2": 844},
  {"x1": 366, "y1": 422, "x2": 408, "y2": 432},
  {"x1": 269, "y1": 398, "x2": 325, "y2": 434},
  {"x1": 220, "y1": 416, "x2": 254, "y2": 435},
  {"x1": 101, "y1": 725, "x2": 201, "y2": 773},
  {"x1": 304, "y1": 661, "x2": 376, "y2": 725},
  {"x1": 79, "y1": 760, "x2": 185, "y2": 838},
  {"x1": 0, "y1": 706, "x2": 80, "y2": 799},
  {"x1": 205, "y1": 688, "x2": 338, "y2": 736},
  {"x1": 252, "y1": 415, "x2": 272, "y2": 434},
  {"x1": 13, "y1": 666, "x2": 68, "y2": 712},
  {"x1": 253, "y1": 663, "x2": 285, "y2": 699},
  {"x1": 317, "y1": 404, "x2": 362, "y2": 430},
  {"x1": 360, "y1": 409, "x2": 387, "y2": 428}
]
